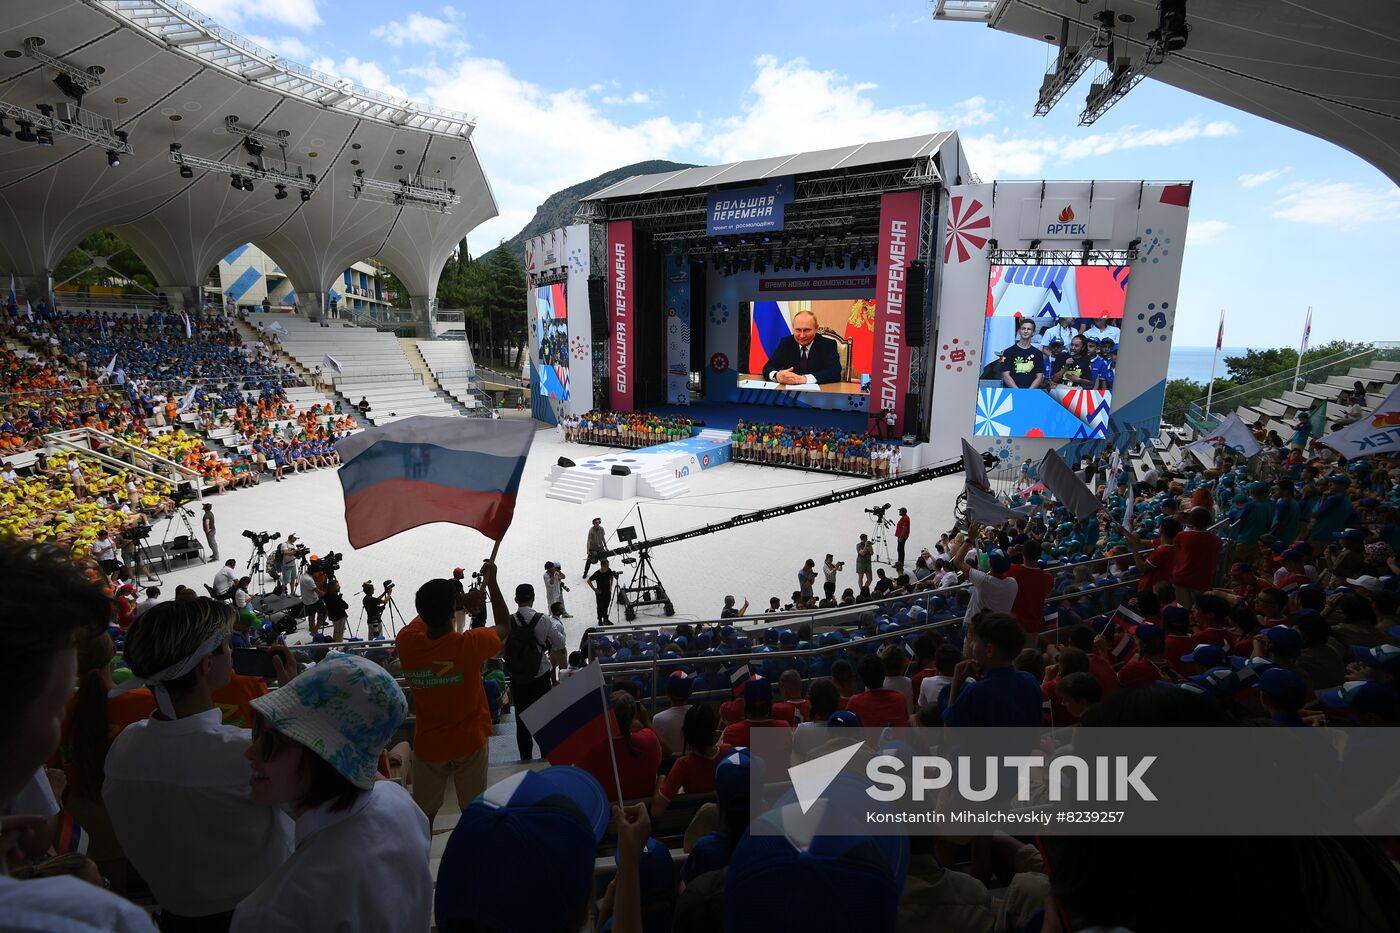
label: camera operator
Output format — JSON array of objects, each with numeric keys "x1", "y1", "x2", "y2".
[
  {"x1": 544, "y1": 562, "x2": 572, "y2": 618},
  {"x1": 823, "y1": 553, "x2": 844, "y2": 601},
  {"x1": 362, "y1": 581, "x2": 392, "y2": 640},
  {"x1": 586, "y1": 558, "x2": 620, "y2": 625},
  {"x1": 298, "y1": 565, "x2": 327, "y2": 635},
  {"x1": 324, "y1": 579, "x2": 350, "y2": 642},
  {"x1": 273, "y1": 535, "x2": 300, "y2": 595}
]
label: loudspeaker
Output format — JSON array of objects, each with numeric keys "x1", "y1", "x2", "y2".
[
  {"x1": 588, "y1": 275, "x2": 607, "y2": 340},
  {"x1": 905, "y1": 260, "x2": 927, "y2": 346},
  {"x1": 610, "y1": 465, "x2": 631, "y2": 476},
  {"x1": 557, "y1": 456, "x2": 575, "y2": 468}
]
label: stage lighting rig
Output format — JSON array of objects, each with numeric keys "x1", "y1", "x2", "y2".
[
  {"x1": 1079, "y1": 2, "x2": 1190, "y2": 125},
  {"x1": 0, "y1": 99, "x2": 131, "y2": 154},
  {"x1": 22, "y1": 37, "x2": 104, "y2": 107},
  {"x1": 1033, "y1": 12, "x2": 1113, "y2": 117},
  {"x1": 350, "y1": 171, "x2": 461, "y2": 213},
  {"x1": 1149, "y1": 0, "x2": 1190, "y2": 52},
  {"x1": 169, "y1": 141, "x2": 319, "y2": 196},
  {"x1": 224, "y1": 116, "x2": 290, "y2": 154}
]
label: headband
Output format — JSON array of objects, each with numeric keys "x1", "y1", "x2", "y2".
[{"x1": 109, "y1": 629, "x2": 227, "y2": 718}]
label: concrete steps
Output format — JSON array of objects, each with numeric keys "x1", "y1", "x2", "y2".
[
  {"x1": 547, "y1": 470, "x2": 604, "y2": 504},
  {"x1": 636, "y1": 466, "x2": 688, "y2": 499}
]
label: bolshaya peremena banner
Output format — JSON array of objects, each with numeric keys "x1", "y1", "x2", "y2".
[
  {"x1": 750, "y1": 727, "x2": 1400, "y2": 836},
  {"x1": 706, "y1": 176, "x2": 794, "y2": 236}
]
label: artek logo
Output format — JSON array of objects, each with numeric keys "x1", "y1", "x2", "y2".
[
  {"x1": 1372, "y1": 411, "x2": 1400, "y2": 427},
  {"x1": 1045, "y1": 202, "x2": 1087, "y2": 236},
  {"x1": 1057, "y1": 204, "x2": 1075, "y2": 223}
]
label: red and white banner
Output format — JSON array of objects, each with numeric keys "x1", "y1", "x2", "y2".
[
  {"x1": 608, "y1": 220, "x2": 635, "y2": 411},
  {"x1": 869, "y1": 191, "x2": 920, "y2": 435}
]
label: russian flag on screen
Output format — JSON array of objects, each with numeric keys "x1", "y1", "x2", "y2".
[
  {"x1": 747, "y1": 301, "x2": 791, "y2": 373},
  {"x1": 336, "y1": 416, "x2": 535, "y2": 548},
  {"x1": 519, "y1": 661, "x2": 615, "y2": 766}
]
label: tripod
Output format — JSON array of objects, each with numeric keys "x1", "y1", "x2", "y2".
[
  {"x1": 130, "y1": 533, "x2": 162, "y2": 586},
  {"x1": 358, "y1": 587, "x2": 408, "y2": 640},
  {"x1": 245, "y1": 543, "x2": 272, "y2": 598},
  {"x1": 869, "y1": 516, "x2": 895, "y2": 566},
  {"x1": 615, "y1": 508, "x2": 674, "y2": 621},
  {"x1": 159, "y1": 504, "x2": 199, "y2": 566}
]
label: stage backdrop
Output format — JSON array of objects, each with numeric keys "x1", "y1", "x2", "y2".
[
  {"x1": 930, "y1": 180, "x2": 1191, "y2": 465},
  {"x1": 524, "y1": 224, "x2": 595, "y2": 421},
  {"x1": 665, "y1": 256, "x2": 692, "y2": 405}
]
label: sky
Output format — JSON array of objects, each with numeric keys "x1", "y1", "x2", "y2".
[{"x1": 201, "y1": 0, "x2": 1400, "y2": 348}]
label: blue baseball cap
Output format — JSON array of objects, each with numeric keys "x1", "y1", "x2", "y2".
[
  {"x1": 715, "y1": 747, "x2": 764, "y2": 811},
  {"x1": 743, "y1": 673, "x2": 772, "y2": 703},
  {"x1": 827, "y1": 710, "x2": 861, "y2": 727},
  {"x1": 725, "y1": 792, "x2": 908, "y2": 933},
  {"x1": 1180, "y1": 644, "x2": 1242, "y2": 669},
  {"x1": 436, "y1": 767, "x2": 608, "y2": 930},
  {"x1": 1348, "y1": 644, "x2": 1400, "y2": 674},
  {"x1": 1256, "y1": 668, "x2": 1308, "y2": 706},
  {"x1": 667, "y1": 669, "x2": 694, "y2": 698},
  {"x1": 988, "y1": 551, "x2": 1011, "y2": 574},
  {"x1": 1263, "y1": 626, "x2": 1303, "y2": 652},
  {"x1": 1133, "y1": 623, "x2": 1164, "y2": 643},
  {"x1": 1317, "y1": 680, "x2": 1400, "y2": 719}
]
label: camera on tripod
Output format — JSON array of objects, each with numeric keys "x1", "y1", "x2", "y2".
[
  {"x1": 382, "y1": 579, "x2": 395, "y2": 590},
  {"x1": 620, "y1": 557, "x2": 638, "y2": 565},
  {"x1": 242, "y1": 529, "x2": 281, "y2": 549},
  {"x1": 865, "y1": 503, "x2": 892, "y2": 520},
  {"x1": 124, "y1": 524, "x2": 152, "y2": 541}
]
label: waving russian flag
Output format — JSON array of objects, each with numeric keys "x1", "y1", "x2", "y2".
[
  {"x1": 519, "y1": 661, "x2": 615, "y2": 766},
  {"x1": 747, "y1": 301, "x2": 791, "y2": 374},
  {"x1": 336, "y1": 416, "x2": 534, "y2": 548}
]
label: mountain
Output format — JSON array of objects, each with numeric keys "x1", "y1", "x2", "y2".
[{"x1": 479, "y1": 160, "x2": 698, "y2": 265}]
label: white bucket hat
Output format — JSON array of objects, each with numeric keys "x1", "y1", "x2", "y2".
[{"x1": 250, "y1": 652, "x2": 406, "y2": 789}]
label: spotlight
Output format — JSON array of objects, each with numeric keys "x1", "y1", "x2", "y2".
[
  {"x1": 15, "y1": 122, "x2": 36, "y2": 143},
  {"x1": 106, "y1": 150, "x2": 120, "y2": 167},
  {"x1": 35, "y1": 103, "x2": 54, "y2": 119},
  {"x1": 53, "y1": 74, "x2": 86, "y2": 105},
  {"x1": 35, "y1": 129, "x2": 53, "y2": 147},
  {"x1": 1028, "y1": 238, "x2": 1042, "y2": 250},
  {"x1": 242, "y1": 177, "x2": 254, "y2": 192},
  {"x1": 1126, "y1": 237, "x2": 1142, "y2": 259},
  {"x1": 987, "y1": 238, "x2": 998, "y2": 251},
  {"x1": 231, "y1": 174, "x2": 243, "y2": 190},
  {"x1": 1149, "y1": 0, "x2": 1190, "y2": 52},
  {"x1": 300, "y1": 188, "x2": 311, "y2": 202},
  {"x1": 274, "y1": 183, "x2": 287, "y2": 200},
  {"x1": 0, "y1": 117, "x2": 10, "y2": 138},
  {"x1": 179, "y1": 165, "x2": 193, "y2": 178}
]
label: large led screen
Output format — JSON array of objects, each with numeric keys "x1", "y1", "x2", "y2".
[
  {"x1": 974, "y1": 264, "x2": 1128, "y2": 439},
  {"x1": 534, "y1": 282, "x2": 569, "y2": 400},
  {"x1": 737, "y1": 298, "x2": 875, "y2": 396}
]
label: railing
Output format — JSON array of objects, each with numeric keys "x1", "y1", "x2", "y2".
[
  {"x1": 0, "y1": 372, "x2": 307, "y2": 405},
  {"x1": 1169, "y1": 344, "x2": 1392, "y2": 425},
  {"x1": 329, "y1": 371, "x2": 424, "y2": 385},
  {"x1": 44, "y1": 427, "x2": 205, "y2": 490}
]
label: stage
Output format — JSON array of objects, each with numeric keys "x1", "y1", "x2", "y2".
[{"x1": 648, "y1": 400, "x2": 870, "y2": 433}]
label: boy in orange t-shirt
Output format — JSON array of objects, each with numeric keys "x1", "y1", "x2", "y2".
[{"x1": 395, "y1": 563, "x2": 509, "y2": 830}]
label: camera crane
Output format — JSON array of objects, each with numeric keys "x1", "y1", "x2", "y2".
[{"x1": 598, "y1": 453, "x2": 980, "y2": 620}]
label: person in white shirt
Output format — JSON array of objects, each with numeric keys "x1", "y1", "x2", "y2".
[
  {"x1": 543, "y1": 562, "x2": 571, "y2": 618},
  {"x1": 0, "y1": 538, "x2": 156, "y2": 931},
  {"x1": 133, "y1": 586, "x2": 162, "y2": 620},
  {"x1": 0, "y1": 462, "x2": 16, "y2": 484},
  {"x1": 212, "y1": 558, "x2": 239, "y2": 599},
  {"x1": 91, "y1": 528, "x2": 119, "y2": 574},
  {"x1": 104, "y1": 599, "x2": 296, "y2": 929},
  {"x1": 951, "y1": 524, "x2": 1018, "y2": 624},
  {"x1": 650, "y1": 671, "x2": 693, "y2": 755},
  {"x1": 230, "y1": 653, "x2": 427, "y2": 933},
  {"x1": 1084, "y1": 317, "x2": 1120, "y2": 346}
]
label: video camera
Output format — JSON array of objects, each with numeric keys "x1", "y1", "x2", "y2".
[
  {"x1": 865, "y1": 503, "x2": 892, "y2": 520},
  {"x1": 308, "y1": 551, "x2": 342, "y2": 577},
  {"x1": 123, "y1": 524, "x2": 152, "y2": 541},
  {"x1": 242, "y1": 529, "x2": 281, "y2": 549}
]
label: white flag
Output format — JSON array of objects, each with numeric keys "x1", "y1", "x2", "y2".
[
  {"x1": 1038, "y1": 450, "x2": 1103, "y2": 520},
  {"x1": 102, "y1": 354, "x2": 118, "y2": 377},
  {"x1": 267, "y1": 321, "x2": 289, "y2": 337},
  {"x1": 1123, "y1": 485, "x2": 1135, "y2": 530},
  {"x1": 1318, "y1": 383, "x2": 1400, "y2": 460},
  {"x1": 1185, "y1": 412, "x2": 1261, "y2": 459},
  {"x1": 1103, "y1": 448, "x2": 1122, "y2": 502},
  {"x1": 322, "y1": 353, "x2": 343, "y2": 374},
  {"x1": 177, "y1": 386, "x2": 198, "y2": 414},
  {"x1": 181, "y1": 312, "x2": 193, "y2": 339}
]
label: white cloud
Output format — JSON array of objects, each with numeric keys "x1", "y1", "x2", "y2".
[
  {"x1": 700, "y1": 56, "x2": 994, "y2": 162},
  {"x1": 186, "y1": 0, "x2": 321, "y2": 31},
  {"x1": 310, "y1": 56, "x2": 409, "y2": 99},
  {"x1": 601, "y1": 91, "x2": 652, "y2": 106},
  {"x1": 1188, "y1": 219, "x2": 1229, "y2": 244},
  {"x1": 962, "y1": 117, "x2": 1240, "y2": 179},
  {"x1": 371, "y1": 12, "x2": 466, "y2": 49},
  {"x1": 244, "y1": 34, "x2": 316, "y2": 62},
  {"x1": 1237, "y1": 167, "x2": 1290, "y2": 188},
  {"x1": 414, "y1": 56, "x2": 704, "y2": 246},
  {"x1": 1272, "y1": 182, "x2": 1400, "y2": 225}
]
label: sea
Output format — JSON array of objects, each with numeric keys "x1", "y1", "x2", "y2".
[{"x1": 1166, "y1": 345, "x2": 1248, "y2": 384}]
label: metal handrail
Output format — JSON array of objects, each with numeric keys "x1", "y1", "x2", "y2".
[{"x1": 44, "y1": 427, "x2": 205, "y2": 489}]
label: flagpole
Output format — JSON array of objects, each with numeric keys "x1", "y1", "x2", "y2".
[
  {"x1": 601, "y1": 682, "x2": 625, "y2": 804},
  {"x1": 1205, "y1": 309, "x2": 1223, "y2": 418},
  {"x1": 1292, "y1": 306, "x2": 1311, "y2": 393}
]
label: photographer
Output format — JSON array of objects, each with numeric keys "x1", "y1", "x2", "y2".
[
  {"x1": 544, "y1": 561, "x2": 572, "y2": 619},
  {"x1": 855, "y1": 533, "x2": 875, "y2": 591},
  {"x1": 324, "y1": 579, "x2": 350, "y2": 642},
  {"x1": 361, "y1": 581, "x2": 392, "y2": 640},
  {"x1": 823, "y1": 553, "x2": 843, "y2": 601}
]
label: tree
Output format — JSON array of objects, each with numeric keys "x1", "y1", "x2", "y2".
[
  {"x1": 1162, "y1": 378, "x2": 1205, "y2": 423},
  {"x1": 484, "y1": 244, "x2": 527, "y2": 367},
  {"x1": 376, "y1": 267, "x2": 411, "y2": 309},
  {"x1": 53, "y1": 230, "x2": 158, "y2": 293},
  {"x1": 1222, "y1": 347, "x2": 1296, "y2": 384}
]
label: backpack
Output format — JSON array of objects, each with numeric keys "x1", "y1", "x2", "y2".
[{"x1": 502, "y1": 610, "x2": 547, "y2": 682}]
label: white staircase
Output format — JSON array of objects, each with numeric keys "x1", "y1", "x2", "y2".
[
  {"x1": 636, "y1": 465, "x2": 689, "y2": 499},
  {"x1": 547, "y1": 470, "x2": 605, "y2": 504}
]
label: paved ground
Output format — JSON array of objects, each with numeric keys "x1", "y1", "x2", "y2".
[{"x1": 157, "y1": 428, "x2": 964, "y2": 652}]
